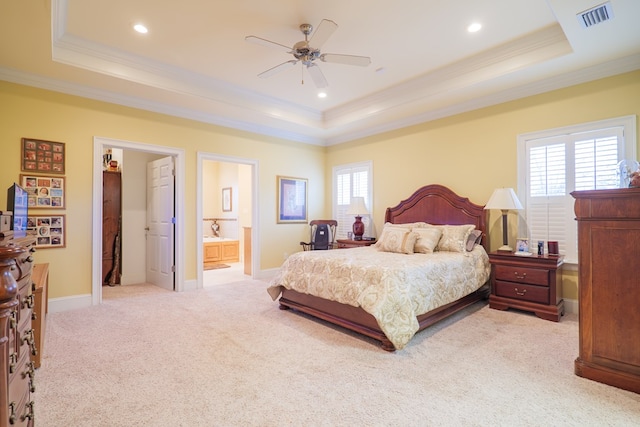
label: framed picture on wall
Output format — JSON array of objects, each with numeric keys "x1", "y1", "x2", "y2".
[
  {"x1": 20, "y1": 174, "x2": 66, "y2": 209},
  {"x1": 222, "y1": 187, "x2": 232, "y2": 212},
  {"x1": 21, "y1": 138, "x2": 66, "y2": 174},
  {"x1": 27, "y1": 214, "x2": 66, "y2": 248},
  {"x1": 277, "y1": 176, "x2": 307, "y2": 223}
]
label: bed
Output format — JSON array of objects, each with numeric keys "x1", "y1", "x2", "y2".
[{"x1": 267, "y1": 185, "x2": 491, "y2": 351}]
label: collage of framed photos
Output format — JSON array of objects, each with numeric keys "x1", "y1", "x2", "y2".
[
  {"x1": 28, "y1": 215, "x2": 65, "y2": 249},
  {"x1": 19, "y1": 138, "x2": 67, "y2": 248}
]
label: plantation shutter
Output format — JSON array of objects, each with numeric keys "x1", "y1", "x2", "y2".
[
  {"x1": 526, "y1": 138, "x2": 570, "y2": 259},
  {"x1": 334, "y1": 162, "x2": 372, "y2": 239}
]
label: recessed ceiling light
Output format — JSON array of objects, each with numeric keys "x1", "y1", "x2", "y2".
[
  {"x1": 467, "y1": 22, "x2": 482, "y2": 33},
  {"x1": 318, "y1": 92, "x2": 327, "y2": 98},
  {"x1": 133, "y1": 24, "x2": 148, "y2": 34}
]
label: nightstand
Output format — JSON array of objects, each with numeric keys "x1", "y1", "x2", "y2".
[
  {"x1": 488, "y1": 251, "x2": 564, "y2": 321},
  {"x1": 336, "y1": 239, "x2": 376, "y2": 249}
]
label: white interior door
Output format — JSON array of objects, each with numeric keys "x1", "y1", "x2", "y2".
[{"x1": 146, "y1": 156, "x2": 175, "y2": 290}]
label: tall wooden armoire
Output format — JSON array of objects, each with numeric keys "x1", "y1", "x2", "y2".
[
  {"x1": 102, "y1": 171, "x2": 122, "y2": 285},
  {"x1": 572, "y1": 188, "x2": 640, "y2": 394}
]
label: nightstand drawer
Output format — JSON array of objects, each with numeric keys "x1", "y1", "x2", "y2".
[
  {"x1": 495, "y1": 280, "x2": 549, "y2": 304},
  {"x1": 494, "y1": 264, "x2": 549, "y2": 286}
]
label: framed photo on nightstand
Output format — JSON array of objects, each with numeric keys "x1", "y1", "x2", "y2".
[{"x1": 516, "y1": 237, "x2": 531, "y2": 256}]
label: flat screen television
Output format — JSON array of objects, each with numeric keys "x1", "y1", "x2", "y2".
[{"x1": 7, "y1": 183, "x2": 28, "y2": 238}]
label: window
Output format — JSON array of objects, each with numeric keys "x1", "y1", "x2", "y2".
[
  {"x1": 333, "y1": 161, "x2": 373, "y2": 239},
  {"x1": 517, "y1": 116, "x2": 636, "y2": 263}
]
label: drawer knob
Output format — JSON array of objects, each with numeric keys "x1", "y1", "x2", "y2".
[
  {"x1": 9, "y1": 401, "x2": 16, "y2": 425},
  {"x1": 514, "y1": 271, "x2": 527, "y2": 280},
  {"x1": 514, "y1": 287, "x2": 527, "y2": 296},
  {"x1": 9, "y1": 352, "x2": 17, "y2": 373},
  {"x1": 21, "y1": 401, "x2": 34, "y2": 422}
]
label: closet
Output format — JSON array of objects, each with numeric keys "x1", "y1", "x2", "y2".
[{"x1": 102, "y1": 171, "x2": 122, "y2": 285}]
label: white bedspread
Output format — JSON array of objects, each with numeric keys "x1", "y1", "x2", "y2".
[{"x1": 267, "y1": 246, "x2": 491, "y2": 350}]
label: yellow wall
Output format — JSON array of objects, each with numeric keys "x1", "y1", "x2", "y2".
[
  {"x1": 326, "y1": 70, "x2": 640, "y2": 300},
  {"x1": 1, "y1": 70, "x2": 639, "y2": 302},
  {"x1": 0, "y1": 81, "x2": 325, "y2": 299}
]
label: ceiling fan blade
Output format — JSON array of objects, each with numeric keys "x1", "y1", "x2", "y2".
[
  {"x1": 245, "y1": 36, "x2": 292, "y2": 53},
  {"x1": 258, "y1": 60, "x2": 298, "y2": 79},
  {"x1": 320, "y1": 53, "x2": 371, "y2": 67},
  {"x1": 306, "y1": 63, "x2": 328, "y2": 88},
  {"x1": 308, "y1": 19, "x2": 338, "y2": 48}
]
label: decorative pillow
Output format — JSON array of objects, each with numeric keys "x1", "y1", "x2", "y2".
[
  {"x1": 376, "y1": 227, "x2": 419, "y2": 254},
  {"x1": 413, "y1": 227, "x2": 443, "y2": 254},
  {"x1": 381, "y1": 222, "x2": 412, "y2": 230},
  {"x1": 374, "y1": 223, "x2": 410, "y2": 248},
  {"x1": 404, "y1": 221, "x2": 430, "y2": 229},
  {"x1": 466, "y1": 229, "x2": 483, "y2": 251},
  {"x1": 435, "y1": 224, "x2": 476, "y2": 253}
]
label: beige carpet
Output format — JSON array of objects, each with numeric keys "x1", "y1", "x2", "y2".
[{"x1": 37, "y1": 280, "x2": 639, "y2": 426}]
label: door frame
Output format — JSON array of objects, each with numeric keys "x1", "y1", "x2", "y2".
[
  {"x1": 196, "y1": 151, "x2": 259, "y2": 288},
  {"x1": 92, "y1": 137, "x2": 186, "y2": 305}
]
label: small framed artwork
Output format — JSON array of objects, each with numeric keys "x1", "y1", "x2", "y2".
[
  {"x1": 516, "y1": 238, "x2": 530, "y2": 253},
  {"x1": 27, "y1": 214, "x2": 66, "y2": 248},
  {"x1": 21, "y1": 138, "x2": 65, "y2": 174},
  {"x1": 277, "y1": 176, "x2": 308, "y2": 223},
  {"x1": 222, "y1": 187, "x2": 232, "y2": 212},
  {"x1": 20, "y1": 174, "x2": 66, "y2": 209}
]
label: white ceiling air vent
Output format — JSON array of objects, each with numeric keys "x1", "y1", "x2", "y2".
[{"x1": 577, "y1": 2, "x2": 614, "y2": 28}]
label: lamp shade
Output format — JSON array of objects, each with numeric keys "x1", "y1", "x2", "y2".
[
  {"x1": 346, "y1": 197, "x2": 369, "y2": 215},
  {"x1": 484, "y1": 188, "x2": 523, "y2": 211}
]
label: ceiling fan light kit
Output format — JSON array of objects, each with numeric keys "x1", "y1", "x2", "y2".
[{"x1": 245, "y1": 19, "x2": 371, "y2": 89}]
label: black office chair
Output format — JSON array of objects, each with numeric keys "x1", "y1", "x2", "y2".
[{"x1": 300, "y1": 220, "x2": 337, "y2": 251}]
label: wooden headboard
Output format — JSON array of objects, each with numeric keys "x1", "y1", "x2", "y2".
[{"x1": 384, "y1": 185, "x2": 487, "y2": 249}]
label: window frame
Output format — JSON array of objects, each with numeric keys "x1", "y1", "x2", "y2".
[{"x1": 332, "y1": 161, "x2": 373, "y2": 240}]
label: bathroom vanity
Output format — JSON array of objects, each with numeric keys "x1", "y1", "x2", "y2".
[{"x1": 203, "y1": 238, "x2": 239, "y2": 266}]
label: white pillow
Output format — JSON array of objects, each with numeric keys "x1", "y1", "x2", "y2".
[
  {"x1": 435, "y1": 224, "x2": 476, "y2": 253},
  {"x1": 413, "y1": 227, "x2": 443, "y2": 254},
  {"x1": 376, "y1": 227, "x2": 419, "y2": 254}
]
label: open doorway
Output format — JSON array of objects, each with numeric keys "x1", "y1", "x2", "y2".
[
  {"x1": 196, "y1": 152, "x2": 259, "y2": 289},
  {"x1": 92, "y1": 137, "x2": 186, "y2": 305}
]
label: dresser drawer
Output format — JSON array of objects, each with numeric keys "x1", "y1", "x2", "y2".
[
  {"x1": 494, "y1": 264, "x2": 549, "y2": 286},
  {"x1": 495, "y1": 280, "x2": 549, "y2": 304}
]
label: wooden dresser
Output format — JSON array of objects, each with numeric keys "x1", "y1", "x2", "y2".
[
  {"x1": 1, "y1": 236, "x2": 37, "y2": 426},
  {"x1": 572, "y1": 188, "x2": 640, "y2": 394}
]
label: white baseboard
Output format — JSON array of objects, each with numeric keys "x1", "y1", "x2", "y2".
[
  {"x1": 564, "y1": 298, "x2": 578, "y2": 315},
  {"x1": 48, "y1": 294, "x2": 92, "y2": 313}
]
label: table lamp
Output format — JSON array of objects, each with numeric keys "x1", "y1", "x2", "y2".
[
  {"x1": 484, "y1": 188, "x2": 523, "y2": 252},
  {"x1": 346, "y1": 197, "x2": 369, "y2": 240}
]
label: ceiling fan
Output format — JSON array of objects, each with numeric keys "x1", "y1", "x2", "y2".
[{"x1": 245, "y1": 19, "x2": 371, "y2": 89}]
